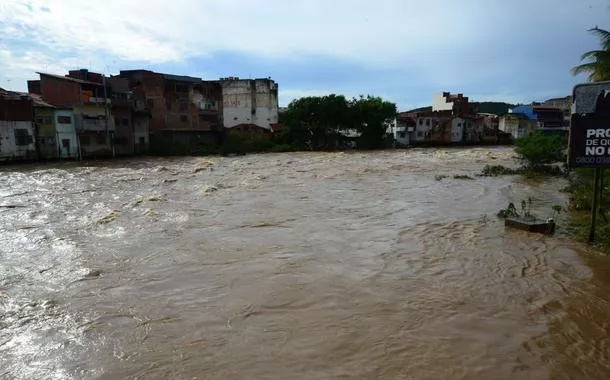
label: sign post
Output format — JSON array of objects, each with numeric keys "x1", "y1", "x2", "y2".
[{"x1": 569, "y1": 82, "x2": 610, "y2": 242}]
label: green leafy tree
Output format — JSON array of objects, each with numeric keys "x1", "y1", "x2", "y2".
[
  {"x1": 350, "y1": 96, "x2": 397, "y2": 150},
  {"x1": 514, "y1": 132, "x2": 566, "y2": 169},
  {"x1": 280, "y1": 95, "x2": 350, "y2": 150},
  {"x1": 571, "y1": 27, "x2": 610, "y2": 82}
]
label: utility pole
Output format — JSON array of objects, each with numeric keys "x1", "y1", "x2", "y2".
[{"x1": 589, "y1": 168, "x2": 602, "y2": 243}]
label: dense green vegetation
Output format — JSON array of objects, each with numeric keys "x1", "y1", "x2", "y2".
[
  {"x1": 514, "y1": 131, "x2": 566, "y2": 169},
  {"x1": 473, "y1": 102, "x2": 515, "y2": 116},
  {"x1": 278, "y1": 94, "x2": 397, "y2": 151}
]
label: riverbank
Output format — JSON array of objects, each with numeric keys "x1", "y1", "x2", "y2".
[
  {"x1": 564, "y1": 169, "x2": 610, "y2": 252},
  {"x1": 478, "y1": 160, "x2": 610, "y2": 252}
]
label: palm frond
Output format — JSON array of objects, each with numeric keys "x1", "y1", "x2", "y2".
[
  {"x1": 580, "y1": 50, "x2": 610, "y2": 61},
  {"x1": 571, "y1": 62, "x2": 597, "y2": 76},
  {"x1": 588, "y1": 27, "x2": 610, "y2": 50}
]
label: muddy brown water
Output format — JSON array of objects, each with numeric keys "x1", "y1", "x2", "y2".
[{"x1": 2, "y1": 147, "x2": 610, "y2": 379}]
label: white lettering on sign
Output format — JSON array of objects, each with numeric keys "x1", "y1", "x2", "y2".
[
  {"x1": 585, "y1": 129, "x2": 610, "y2": 156},
  {"x1": 587, "y1": 129, "x2": 610, "y2": 138}
]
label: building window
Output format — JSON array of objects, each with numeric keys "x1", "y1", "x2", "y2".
[
  {"x1": 57, "y1": 116, "x2": 72, "y2": 124},
  {"x1": 180, "y1": 115, "x2": 189, "y2": 123},
  {"x1": 398, "y1": 132, "x2": 406, "y2": 138},
  {"x1": 115, "y1": 117, "x2": 120, "y2": 127},
  {"x1": 179, "y1": 101, "x2": 189, "y2": 111},
  {"x1": 147, "y1": 99, "x2": 155, "y2": 108},
  {"x1": 426, "y1": 119, "x2": 430, "y2": 126},
  {"x1": 14, "y1": 129, "x2": 32, "y2": 146},
  {"x1": 122, "y1": 118, "x2": 129, "y2": 126},
  {"x1": 96, "y1": 133, "x2": 106, "y2": 145},
  {"x1": 417, "y1": 131, "x2": 423, "y2": 137},
  {"x1": 419, "y1": 119, "x2": 423, "y2": 125},
  {"x1": 35, "y1": 117, "x2": 44, "y2": 125},
  {"x1": 175, "y1": 85, "x2": 188, "y2": 93},
  {"x1": 62, "y1": 139, "x2": 70, "y2": 149}
]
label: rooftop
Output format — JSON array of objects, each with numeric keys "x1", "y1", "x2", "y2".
[
  {"x1": 162, "y1": 73, "x2": 202, "y2": 83},
  {"x1": 37, "y1": 72, "x2": 105, "y2": 86}
]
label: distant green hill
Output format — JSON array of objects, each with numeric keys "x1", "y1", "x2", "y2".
[
  {"x1": 404, "y1": 102, "x2": 515, "y2": 116},
  {"x1": 473, "y1": 102, "x2": 516, "y2": 116},
  {"x1": 404, "y1": 106, "x2": 432, "y2": 113}
]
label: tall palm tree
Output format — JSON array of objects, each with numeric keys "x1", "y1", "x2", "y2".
[{"x1": 571, "y1": 27, "x2": 610, "y2": 82}]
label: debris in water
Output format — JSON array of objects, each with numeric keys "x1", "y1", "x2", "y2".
[
  {"x1": 144, "y1": 208, "x2": 156, "y2": 217},
  {"x1": 98, "y1": 211, "x2": 118, "y2": 224},
  {"x1": 201, "y1": 185, "x2": 218, "y2": 194},
  {"x1": 162, "y1": 179, "x2": 178, "y2": 184},
  {"x1": 194, "y1": 160, "x2": 215, "y2": 173},
  {"x1": 84, "y1": 269, "x2": 103, "y2": 279}
]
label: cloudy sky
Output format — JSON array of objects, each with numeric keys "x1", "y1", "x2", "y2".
[{"x1": 0, "y1": 0, "x2": 608, "y2": 110}]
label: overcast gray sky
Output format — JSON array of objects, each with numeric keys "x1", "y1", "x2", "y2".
[{"x1": 1, "y1": 0, "x2": 608, "y2": 110}]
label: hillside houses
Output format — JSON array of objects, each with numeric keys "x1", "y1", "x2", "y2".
[{"x1": 394, "y1": 92, "x2": 511, "y2": 146}]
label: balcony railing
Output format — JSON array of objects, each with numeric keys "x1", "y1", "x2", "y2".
[
  {"x1": 88, "y1": 97, "x2": 111, "y2": 105},
  {"x1": 75, "y1": 116, "x2": 115, "y2": 132}
]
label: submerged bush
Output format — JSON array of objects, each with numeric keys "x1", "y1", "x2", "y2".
[
  {"x1": 514, "y1": 132, "x2": 566, "y2": 168},
  {"x1": 481, "y1": 165, "x2": 521, "y2": 177}
]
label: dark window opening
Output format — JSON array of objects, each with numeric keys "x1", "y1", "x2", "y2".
[
  {"x1": 57, "y1": 116, "x2": 72, "y2": 124},
  {"x1": 14, "y1": 129, "x2": 33, "y2": 146},
  {"x1": 80, "y1": 136, "x2": 90, "y2": 146},
  {"x1": 180, "y1": 115, "x2": 189, "y2": 123},
  {"x1": 122, "y1": 118, "x2": 129, "y2": 126},
  {"x1": 147, "y1": 99, "x2": 155, "y2": 108},
  {"x1": 96, "y1": 133, "x2": 106, "y2": 145},
  {"x1": 62, "y1": 139, "x2": 70, "y2": 149},
  {"x1": 179, "y1": 101, "x2": 189, "y2": 111}
]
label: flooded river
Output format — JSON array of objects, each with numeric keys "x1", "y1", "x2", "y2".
[{"x1": 2, "y1": 148, "x2": 610, "y2": 379}]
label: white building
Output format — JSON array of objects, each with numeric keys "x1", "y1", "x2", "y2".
[
  {"x1": 432, "y1": 92, "x2": 470, "y2": 112},
  {"x1": 0, "y1": 90, "x2": 36, "y2": 161},
  {"x1": 391, "y1": 116, "x2": 415, "y2": 146},
  {"x1": 218, "y1": 77, "x2": 279, "y2": 130},
  {"x1": 0, "y1": 120, "x2": 36, "y2": 161},
  {"x1": 54, "y1": 109, "x2": 79, "y2": 158},
  {"x1": 498, "y1": 115, "x2": 535, "y2": 140}
]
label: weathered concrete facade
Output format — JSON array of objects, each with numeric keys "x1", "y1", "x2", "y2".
[
  {"x1": 119, "y1": 70, "x2": 221, "y2": 134},
  {"x1": 219, "y1": 77, "x2": 279, "y2": 130},
  {"x1": 0, "y1": 90, "x2": 36, "y2": 161},
  {"x1": 34, "y1": 106, "x2": 57, "y2": 159}
]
